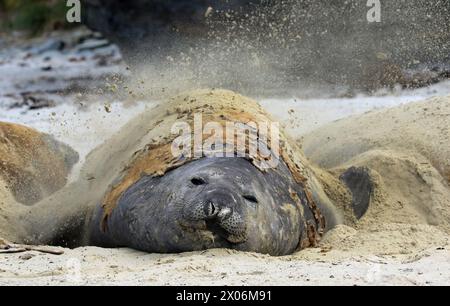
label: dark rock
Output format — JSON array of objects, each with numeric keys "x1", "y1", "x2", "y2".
[
  {"x1": 340, "y1": 167, "x2": 373, "y2": 220},
  {"x1": 9, "y1": 94, "x2": 56, "y2": 110},
  {"x1": 27, "y1": 38, "x2": 66, "y2": 55}
]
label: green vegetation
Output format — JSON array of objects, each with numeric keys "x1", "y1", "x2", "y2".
[{"x1": 0, "y1": 0, "x2": 77, "y2": 35}]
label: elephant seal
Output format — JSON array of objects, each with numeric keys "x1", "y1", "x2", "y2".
[
  {"x1": 11, "y1": 89, "x2": 371, "y2": 256},
  {"x1": 89, "y1": 157, "x2": 334, "y2": 255}
]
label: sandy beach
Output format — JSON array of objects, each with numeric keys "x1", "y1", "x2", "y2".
[{"x1": 1, "y1": 29, "x2": 450, "y2": 286}]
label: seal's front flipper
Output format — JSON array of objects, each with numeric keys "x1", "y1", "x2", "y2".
[{"x1": 339, "y1": 167, "x2": 373, "y2": 219}]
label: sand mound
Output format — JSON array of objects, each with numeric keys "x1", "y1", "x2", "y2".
[
  {"x1": 0, "y1": 122, "x2": 79, "y2": 206},
  {"x1": 300, "y1": 95, "x2": 450, "y2": 260},
  {"x1": 341, "y1": 150, "x2": 450, "y2": 233},
  {"x1": 0, "y1": 178, "x2": 26, "y2": 242},
  {"x1": 300, "y1": 223, "x2": 449, "y2": 260},
  {"x1": 303, "y1": 95, "x2": 450, "y2": 182},
  {"x1": 0, "y1": 122, "x2": 79, "y2": 241}
]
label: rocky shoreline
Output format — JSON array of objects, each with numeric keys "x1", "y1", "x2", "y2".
[{"x1": 0, "y1": 28, "x2": 127, "y2": 111}]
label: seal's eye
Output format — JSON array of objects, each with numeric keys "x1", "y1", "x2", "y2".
[
  {"x1": 243, "y1": 195, "x2": 258, "y2": 204},
  {"x1": 191, "y1": 177, "x2": 206, "y2": 186}
]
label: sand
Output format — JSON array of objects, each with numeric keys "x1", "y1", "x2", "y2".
[
  {"x1": 303, "y1": 95, "x2": 450, "y2": 233},
  {"x1": 1, "y1": 94, "x2": 450, "y2": 285},
  {"x1": 0, "y1": 244, "x2": 449, "y2": 286}
]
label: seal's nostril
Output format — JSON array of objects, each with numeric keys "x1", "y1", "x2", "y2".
[{"x1": 208, "y1": 201, "x2": 216, "y2": 217}]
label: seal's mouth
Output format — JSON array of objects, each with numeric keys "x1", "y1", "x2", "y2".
[
  {"x1": 178, "y1": 217, "x2": 248, "y2": 245},
  {"x1": 205, "y1": 219, "x2": 248, "y2": 244}
]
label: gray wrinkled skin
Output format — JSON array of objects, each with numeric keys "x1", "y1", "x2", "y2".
[{"x1": 90, "y1": 157, "x2": 317, "y2": 256}]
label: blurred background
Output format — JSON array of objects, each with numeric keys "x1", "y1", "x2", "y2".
[
  {"x1": 0, "y1": 0, "x2": 74, "y2": 34},
  {"x1": 80, "y1": 0, "x2": 450, "y2": 96},
  {"x1": 1, "y1": 0, "x2": 449, "y2": 98}
]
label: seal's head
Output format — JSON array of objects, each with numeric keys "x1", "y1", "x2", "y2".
[{"x1": 92, "y1": 157, "x2": 309, "y2": 255}]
